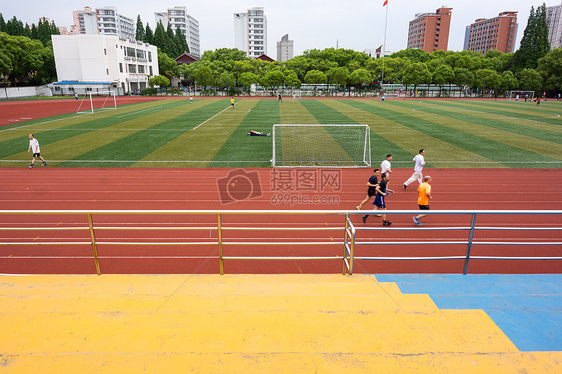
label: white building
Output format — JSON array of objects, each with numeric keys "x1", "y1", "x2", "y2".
[
  {"x1": 277, "y1": 34, "x2": 293, "y2": 62},
  {"x1": 71, "y1": 6, "x2": 135, "y2": 41},
  {"x1": 51, "y1": 34, "x2": 159, "y2": 95},
  {"x1": 546, "y1": 1, "x2": 562, "y2": 49},
  {"x1": 155, "y1": 6, "x2": 201, "y2": 57},
  {"x1": 234, "y1": 7, "x2": 267, "y2": 58}
]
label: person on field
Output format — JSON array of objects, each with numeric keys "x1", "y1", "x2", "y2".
[
  {"x1": 27, "y1": 134, "x2": 47, "y2": 169},
  {"x1": 413, "y1": 176, "x2": 432, "y2": 226},
  {"x1": 363, "y1": 172, "x2": 394, "y2": 226},
  {"x1": 381, "y1": 154, "x2": 392, "y2": 175},
  {"x1": 356, "y1": 169, "x2": 380, "y2": 210},
  {"x1": 231, "y1": 97, "x2": 235, "y2": 109},
  {"x1": 247, "y1": 130, "x2": 270, "y2": 137},
  {"x1": 403, "y1": 149, "x2": 425, "y2": 190}
]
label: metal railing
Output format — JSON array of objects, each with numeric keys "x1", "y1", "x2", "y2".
[{"x1": 0, "y1": 210, "x2": 560, "y2": 275}]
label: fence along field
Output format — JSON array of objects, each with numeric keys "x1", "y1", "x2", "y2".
[{"x1": 0, "y1": 97, "x2": 560, "y2": 169}]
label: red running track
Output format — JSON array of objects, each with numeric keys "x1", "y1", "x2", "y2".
[{"x1": 0, "y1": 167, "x2": 561, "y2": 274}]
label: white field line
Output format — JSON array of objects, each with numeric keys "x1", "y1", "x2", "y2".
[
  {"x1": 191, "y1": 104, "x2": 235, "y2": 131},
  {"x1": 117, "y1": 105, "x2": 164, "y2": 117}
]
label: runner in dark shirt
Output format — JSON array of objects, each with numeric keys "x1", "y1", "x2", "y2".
[
  {"x1": 356, "y1": 169, "x2": 380, "y2": 210},
  {"x1": 363, "y1": 172, "x2": 394, "y2": 226}
]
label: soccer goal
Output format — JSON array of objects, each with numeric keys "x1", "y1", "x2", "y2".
[
  {"x1": 77, "y1": 90, "x2": 117, "y2": 114},
  {"x1": 508, "y1": 91, "x2": 535, "y2": 101},
  {"x1": 272, "y1": 124, "x2": 371, "y2": 167}
]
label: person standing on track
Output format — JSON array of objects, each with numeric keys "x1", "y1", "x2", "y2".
[
  {"x1": 363, "y1": 172, "x2": 394, "y2": 226},
  {"x1": 413, "y1": 175, "x2": 432, "y2": 226},
  {"x1": 403, "y1": 149, "x2": 425, "y2": 190},
  {"x1": 356, "y1": 169, "x2": 380, "y2": 210},
  {"x1": 381, "y1": 154, "x2": 392, "y2": 175},
  {"x1": 27, "y1": 134, "x2": 47, "y2": 169}
]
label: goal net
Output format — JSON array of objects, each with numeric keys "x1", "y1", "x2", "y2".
[
  {"x1": 272, "y1": 124, "x2": 371, "y2": 167},
  {"x1": 508, "y1": 91, "x2": 535, "y2": 101},
  {"x1": 77, "y1": 90, "x2": 117, "y2": 114}
]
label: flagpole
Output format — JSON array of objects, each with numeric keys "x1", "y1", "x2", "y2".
[{"x1": 381, "y1": 0, "x2": 389, "y2": 92}]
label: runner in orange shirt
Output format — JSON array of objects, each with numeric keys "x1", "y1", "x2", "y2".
[{"x1": 413, "y1": 176, "x2": 432, "y2": 226}]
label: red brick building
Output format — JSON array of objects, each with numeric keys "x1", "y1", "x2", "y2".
[
  {"x1": 407, "y1": 7, "x2": 453, "y2": 53},
  {"x1": 464, "y1": 12, "x2": 518, "y2": 54}
]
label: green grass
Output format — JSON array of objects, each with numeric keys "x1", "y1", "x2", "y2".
[{"x1": 1, "y1": 98, "x2": 560, "y2": 168}]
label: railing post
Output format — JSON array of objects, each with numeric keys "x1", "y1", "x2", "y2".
[
  {"x1": 343, "y1": 214, "x2": 349, "y2": 275},
  {"x1": 218, "y1": 213, "x2": 224, "y2": 275},
  {"x1": 349, "y1": 224, "x2": 356, "y2": 275},
  {"x1": 87, "y1": 214, "x2": 101, "y2": 275},
  {"x1": 463, "y1": 213, "x2": 477, "y2": 275}
]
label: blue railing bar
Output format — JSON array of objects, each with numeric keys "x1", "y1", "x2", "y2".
[
  {"x1": 223, "y1": 256, "x2": 342, "y2": 260},
  {"x1": 463, "y1": 214, "x2": 478, "y2": 275},
  {"x1": 221, "y1": 227, "x2": 344, "y2": 231},
  {"x1": 222, "y1": 242, "x2": 345, "y2": 245},
  {"x1": 0, "y1": 242, "x2": 92, "y2": 245},
  {"x1": 472, "y1": 241, "x2": 562, "y2": 245},
  {"x1": 469, "y1": 256, "x2": 562, "y2": 260},
  {"x1": 356, "y1": 256, "x2": 467, "y2": 260},
  {"x1": 472, "y1": 227, "x2": 562, "y2": 231},
  {"x1": 356, "y1": 226, "x2": 471, "y2": 231}
]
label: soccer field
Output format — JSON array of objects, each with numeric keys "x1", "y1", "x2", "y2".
[{"x1": 1, "y1": 97, "x2": 561, "y2": 168}]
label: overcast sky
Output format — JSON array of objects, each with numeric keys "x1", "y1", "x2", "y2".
[{"x1": 1, "y1": 0, "x2": 557, "y2": 56}]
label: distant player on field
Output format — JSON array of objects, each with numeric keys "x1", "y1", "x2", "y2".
[
  {"x1": 247, "y1": 130, "x2": 270, "y2": 137},
  {"x1": 27, "y1": 134, "x2": 47, "y2": 169},
  {"x1": 231, "y1": 97, "x2": 235, "y2": 109}
]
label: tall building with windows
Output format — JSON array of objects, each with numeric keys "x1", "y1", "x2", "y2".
[
  {"x1": 407, "y1": 7, "x2": 452, "y2": 53},
  {"x1": 155, "y1": 6, "x2": 201, "y2": 57},
  {"x1": 71, "y1": 6, "x2": 135, "y2": 41},
  {"x1": 234, "y1": 7, "x2": 267, "y2": 58},
  {"x1": 463, "y1": 12, "x2": 518, "y2": 54},
  {"x1": 546, "y1": 1, "x2": 562, "y2": 49},
  {"x1": 277, "y1": 34, "x2": 293, "y2": 62}
]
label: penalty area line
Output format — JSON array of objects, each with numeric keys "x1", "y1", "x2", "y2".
[{"x1": 191, "y1": 103, "x2": 237, "y2": 131}]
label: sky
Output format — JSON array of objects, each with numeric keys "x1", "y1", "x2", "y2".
[{"x1": 1, "y1": 0, "x2": 557, "y2": 56}]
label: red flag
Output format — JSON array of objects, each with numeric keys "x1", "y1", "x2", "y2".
[{"x1": 383, "y1": 0, "x2": 388, "y2": 5}]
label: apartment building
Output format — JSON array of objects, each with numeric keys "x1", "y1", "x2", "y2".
[
  {"x1": 546, "y1": 1, "x2": 562, "y2": 49},
  {"x1": 464, "y1": 12, "x2": 518, "y2": 54},
  {"x1": 277, "y1": 34, "x2": 293, "y2": 62},
  {"x1": 234, "y1": 7, "x2": 267, "y2": 58},
  {"x1": 407, "y1": 7, "x2": 453, "y2": 53},
  {"x1": 71, "y1": 6, "x2": 135, "y2": 41},
  {"x1": 155, "y1": 6, "x2": 201, "y2": 57}
]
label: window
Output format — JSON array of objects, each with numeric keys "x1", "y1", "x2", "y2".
[
  {"x1": 149, "y1": 66, "x2": 153, "y2": 75},
  {"x1": 128, "y1": 64, "x2": 136, "y2": 73},
  {"x1": 148, "y1": 51, "x2": 152, "y2": 62},
  {"x1": 106, "y1": 68, "x2": 110, "y2": 75},
  {"x1": 138, "y1": 65, "x2": 145, "y2": 74},
  {"x1": 104, "y1": 48, "x2": 107, "y2": 55},
  {"x1": 119, "y1": 63, "x2": 123, "y2": 73}
]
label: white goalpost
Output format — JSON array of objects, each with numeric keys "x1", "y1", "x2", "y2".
[
  {"x1": 76, "y1": 90, "x2": 117, "y2": 114},
  {"x1": 272, "y1": 124, "x2": 371, "y2": 167},
  {"x1": 508, "y1": 91, "x2": 535, "y2": 101}
]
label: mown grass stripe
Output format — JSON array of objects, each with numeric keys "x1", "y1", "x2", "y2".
[
  {"x1": 0, "y1": 100, "x2": 186, "y2": 161},
  {"x1": 55, "y1": 100, "x2": 226, "y2": 167},
  {"x1": 393, "y1": 101, "x2": 562, "y2": 156},
  {"x1": 299, "y1": 99, "x2": 419, "y2": 168},
  {"x1": 370, "y1": 101, "x2": 560, "y2": 168},
  {"x1": 332, "y1": 99, "x2": 500, "y2": 168},
  {"x1": 209, "y1": 99, "x2": 277, "y2": 167},
  {"x1": 434, "y1": 100, "x2": 562, "y2": 127}
]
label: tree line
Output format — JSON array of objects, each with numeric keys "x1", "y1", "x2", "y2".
[{"x1": 1, "y1": 4, "x2": 560, "y2": 97}]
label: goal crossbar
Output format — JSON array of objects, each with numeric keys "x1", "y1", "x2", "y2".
[{"x1": 272, "y1": 124, "x2": 371, "y2": 168}]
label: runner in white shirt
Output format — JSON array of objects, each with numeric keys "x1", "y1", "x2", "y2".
[
  {"x1": 381, "y1": 154, "x2": 392, "y2": 175},
  {"x1": 403, "y1": 149, "x2": 425, "y2": 190},
  {"x1": 27, "y1": 134, "x2": 47, "y2": 169}
]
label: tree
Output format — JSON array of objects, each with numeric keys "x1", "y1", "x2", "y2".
[
  {"x1": 175, "y1": 26, "x2": 189, "y2": 54},
  {"x1": 327, "y1": 66, "x2": 349, "y2": 90},
  {"x1": 135, "y1": 15, "x2": 145, "y2": 42},
  {"x1": 144, "y1": 23, "x2": 153, "y2": 44},
  {"x1": 500, "y1": 70, "x2": 518, "y2": 92},
  {"x1": 201, "y1": 48, "x2": 248, "y2": 62},
  {"x1": 348, "y1": 68, "x2": 372, "y2": 88},
  {"x1": 217, "y1": 71, "x2": 236, "y2": 92},
  {"x1": 152, "y1": 21, "x2": 167, "y2": 53},
  {"x1": 475, "y1": 69, "x2": 501, "y2": 92},
  {"x1": 0, "y1": 32, "x2": 47, "y2": 85},
  {"x1": 284, "y1": 72, "x2": 301, "y2": 91},
  {"x1": 238, "y1": 72, "x2": 260, "y2": 94},
  {"x1": 194, "y1": 65, "x2": 214, "y2": 90},
  {"x1": 432, "y1": 64, "x2": 454, "y2": 96},
  {"x1": 0, "y1": 14, "x2": 6, "y2": 33},
  {"x1": 304, "y1": 69, "x2": 327, "y2": 85},
  {"x1": 166, "y1": 23, "x2": 180, "y2": 58},
  {"x1": 148, "y1": 75, "x2": 170, "y2": 88},
  {"x1": 261, "y1": 70, "x2": 285, "y2": 91},
  {"x1": 454, "y1": 67, "x2": 474, "y2": 88},
  {"x1": 402, "y1": 62, "x2": 431, "y2": 96},
  {"x1": 537, "y1": 48, "x2": 562, "y2": 92},
  {"x1": 517, "y1": 68, "x2": 543, "y2": 92},
  {"x1": 511, "y1": 5, "x2": 551, "y2": 72},
  {"x1": 157, "y1": 49, "x2": 178, "y2": 78}
]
